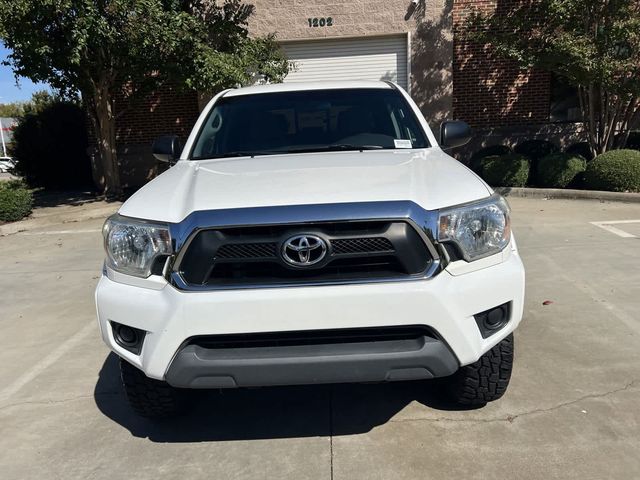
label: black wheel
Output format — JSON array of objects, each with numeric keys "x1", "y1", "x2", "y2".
[
  {"x1": 444, "y1": 333, "x2": 514, "y2": 406},
  {"x1": 119, "y1": 358, "x2": 186, "y2": 418}
]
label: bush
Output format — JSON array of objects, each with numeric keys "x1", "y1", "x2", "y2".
[
  {"x1": 480, "y1": 154, "x2": 530, "y2": 187},
  {"x1": 514, "y1": 140, "x2": 560, "y2": 185},
  {"x1": 470, "y1": 145, "x2": 512, "y2": 173},
  {"x1": 583, "y1": 149, "x2": 640, "y2": 192},
  {"x1": 0, "y1": 180, "x2": 33, "y2": 222},
  {"x1": 536, "y1": 153, "x2": 587, "y2": 188},
  {"x1": 565, "y1": 142, "x2": 594, "y2": 161},
  {"x1": 10, "y1": 101, "x2": 93, "y2": 190},
  {"x1": 514, "y1": 139, "x2": 559, "y2": 160}
]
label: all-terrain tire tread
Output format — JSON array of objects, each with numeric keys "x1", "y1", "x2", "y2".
[
  {"x1": 446, "y1": 333, "x2": 514, "y2": 406},
  {"x1": 119, "y1": 358, "x2": 183, "y2": 418}
]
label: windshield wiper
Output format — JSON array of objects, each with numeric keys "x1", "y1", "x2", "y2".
[
  {"x1": 204, "y1": 151, "x2": 281, "y2": 159},
  {"x1": 285, "y1": 144, "x2": 385, "y2": 154},
  {"x1": 198, "y1": 144, "x2": 385, "y2": 159}
]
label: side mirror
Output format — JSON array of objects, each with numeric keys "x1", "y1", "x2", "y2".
[
  {"x1": 440, "y1": 121, "x2": 471, "y2": 149},
  {"x1": 152, "y1": 135, "x2": 182, "y2": 164}
]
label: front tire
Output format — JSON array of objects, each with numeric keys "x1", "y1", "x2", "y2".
[
  {"x1": 119, "y1": 358, "x2": 185, "y2": 418},
  {"x1": 444, "y1": 333, "x2": 514, "y2": 406}
]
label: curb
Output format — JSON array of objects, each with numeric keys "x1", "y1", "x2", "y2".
[
  {"x1": 494, "y1": 187, "x2": 640, "y2": 203},
  {"x1": 0, "y1": 203, "x2": 120, "y2": 236}
]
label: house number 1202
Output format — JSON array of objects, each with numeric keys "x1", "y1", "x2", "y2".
[{"x1": 308, "y1": 17, "x2": 333, "y2": 27}]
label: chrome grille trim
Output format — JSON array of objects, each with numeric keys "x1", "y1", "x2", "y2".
[{"x1": 166, "y1": 201, "x2": 442, "y2": 291}]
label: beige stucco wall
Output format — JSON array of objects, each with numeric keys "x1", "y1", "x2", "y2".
[{"x1": 248, "y1": 0, "x2": 453, "y2": 126}]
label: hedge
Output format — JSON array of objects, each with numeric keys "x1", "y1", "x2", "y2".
[
  {"x1": 536, "y1": 153, "x2": 587, "y2": 188},
  {"x1": 0, "y1": 180, "x2": 34, "y2": 222},
  {"x1": 480, "y1": 154, "x2": 530, "y2": 187},
  {"x1": 583, "y1": 149, "x2": 640, "y2": 192},
  {"x1": 470, "y1": 145, "x2": 512, "y2": 173}
]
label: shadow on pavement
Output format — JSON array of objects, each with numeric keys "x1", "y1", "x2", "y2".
[
  {"x1": 32, "y1": 190, "x2": 102, "y2": 208},
  {"x1": 95, "y1": 353, "x2": 476, "y2": 442}
]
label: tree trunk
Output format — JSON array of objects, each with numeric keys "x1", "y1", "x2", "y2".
[
  {"x1": 579, "y1": 84, "x2": 637, "y2": 156},
  {"x1": 615, "y1": 98, "x2": 640, "y2": 149},
  {"x1": 92, "y1": 79, "x2": 121, "y2": 198}
]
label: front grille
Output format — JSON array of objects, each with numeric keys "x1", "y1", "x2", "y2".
[
  {"x1": 215, "y1": 237, "x2": 394, "y2": 260},
  {"x1": 177, "y1": 220, "x2": 433, "y2": 288},
  {"x1": 216, "y1": 242, "x2": 277, "y2": 259},
  {"x1": 331, "y1": 237, "x2": 394, "y2": 255}
]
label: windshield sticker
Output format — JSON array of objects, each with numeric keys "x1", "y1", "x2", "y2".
[{"x1": 394, "y1": 139, "x2": 413, "y2": 149}]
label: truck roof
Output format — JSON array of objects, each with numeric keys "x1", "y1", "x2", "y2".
[{"x1": 223, "y1": 80, "x2": 394, "y2": 97}]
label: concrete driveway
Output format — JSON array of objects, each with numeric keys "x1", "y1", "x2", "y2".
[{"x1": 0, "y1": 197, "x2": 639, "y2": 479}]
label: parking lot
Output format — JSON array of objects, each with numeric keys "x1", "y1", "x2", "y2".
[{"x1": 0, "y1": 196, "x2": 639, "y2": 479}]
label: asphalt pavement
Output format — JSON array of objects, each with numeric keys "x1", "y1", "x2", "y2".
[{"x1": 0, "y1": 197, "x2": 639, "y2": 479}]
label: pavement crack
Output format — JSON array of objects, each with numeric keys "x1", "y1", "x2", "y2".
[
  {"x1": 499, "y1": 379, "x2": 639, "y2": 423},
  {"x1": 390, "y1": 379, "x2": 639, "y2": 425},
  {"x1": 0, "y1": 391, "x2": 119, "y2": 411}
]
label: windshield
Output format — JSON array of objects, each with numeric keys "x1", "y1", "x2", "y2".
[{"x1": 190, "y1": 88, "x2": 430, "y2": 160}]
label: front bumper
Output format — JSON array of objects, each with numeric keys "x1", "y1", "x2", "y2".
[
  {"x1": 96, "y1": 242, "x2": 525, "y2": 384},
  {"x1": 165, "y1": 328, "x2": 458, "y2": 388}
]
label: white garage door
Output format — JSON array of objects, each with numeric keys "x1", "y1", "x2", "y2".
[{"x1": 282, "y1": 35, "x2": 408, "y2": 90}]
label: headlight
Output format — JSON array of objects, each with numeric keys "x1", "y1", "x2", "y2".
[
  {"x1": 103, "y1": 215, "x2": 172, "y2": 277},
  {"x1": 438, "y1": 195, "x2": 511, "y2": 261}
]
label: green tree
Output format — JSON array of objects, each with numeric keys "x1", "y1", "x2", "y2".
[
  {"x1": 466, "y1": 0, "x2": 640, "y2": 156},
  {"x1": 0, "y1": 0, "x2": 288, "y2": 196},
  {"x1": 0, "y1": 90, "x2": 70, "y2": 117},
  {"x1": 23, "y1": 90, "x2": 77, "y2": 115},
  {"x1": 0, "y1": 101, "x2": 27, "y2": 118}
]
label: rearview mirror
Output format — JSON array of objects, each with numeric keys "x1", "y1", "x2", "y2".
[
  {"x1": 152, "y1": 135, "x2": 182, "y2": 164},
  {"x1": 440, "y1": 121, "x2": 471, "y2": 149}
]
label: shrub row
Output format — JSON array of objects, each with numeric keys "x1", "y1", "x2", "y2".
[
  {"x1": 0, "y1": 180, "x2": 33, "y2": 222},
  {"x1": 584, "y1": 150, "x2": 640, "y2": 193},
  {"x1": 537, "y1": 153, "x2": 586, "y2": 188},
  {"x1": 479, "y1": 154, "x2": 530, "y2": 187},
  {"x1": 471, "y1": 141, "x2": 640, "y2": 192}
]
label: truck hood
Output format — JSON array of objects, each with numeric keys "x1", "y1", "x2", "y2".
[{"x1": 119, "y1": 149, "x2": 492, "y2": 223}]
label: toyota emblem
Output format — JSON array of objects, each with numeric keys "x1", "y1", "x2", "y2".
[{"x1": 281, "y1": 234, "x2": 328, "y2": 267}]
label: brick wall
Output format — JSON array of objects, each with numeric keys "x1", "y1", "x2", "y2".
[
  {"x1": 90, "y1": 84, "x2": 200, "y2": 189},
  {"x1": 452, "y1": 0, "x2": 551, "y2": 128},
  {"x1": 115, "y1": 83, "x2": 199, "y2": 146}
]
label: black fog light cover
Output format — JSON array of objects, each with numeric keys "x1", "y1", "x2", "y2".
[
  {"x1": 474, "y1": 302, "x2": 511, "y2": 339},
  {"x1": 111, "y1": 321, "x2": 146, "y2": 355}
]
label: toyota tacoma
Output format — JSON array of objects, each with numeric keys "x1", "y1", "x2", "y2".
[{"x1": 96, "y1": 81, "x2": 525, "y2": 417}]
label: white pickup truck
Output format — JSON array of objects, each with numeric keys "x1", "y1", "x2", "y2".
[{"x1": 96, "y1": 81, "x2": 525, "y2": 418}]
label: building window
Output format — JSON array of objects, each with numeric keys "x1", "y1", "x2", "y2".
[{"x1": 549, "y1": 74, "x2": 582, "y2": 122}]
